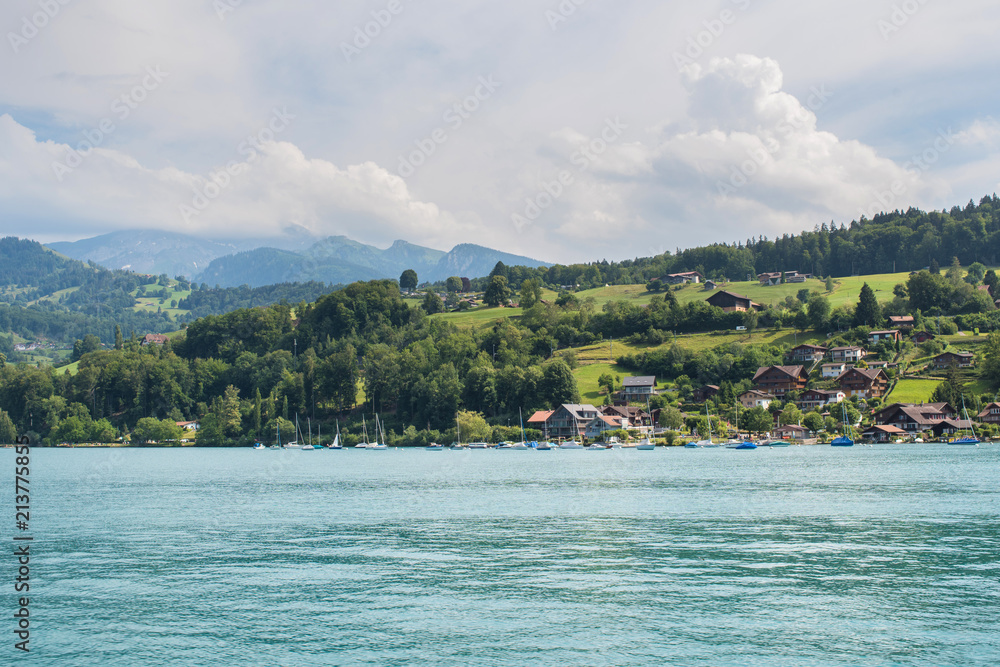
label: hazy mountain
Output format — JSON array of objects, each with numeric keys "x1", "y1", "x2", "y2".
[
  {"x1": 48, "y1": 228, "x2": 319, "y2": 278},
  {"x1": 196, "y1": 237, "x2": 548, "y2": 288}
]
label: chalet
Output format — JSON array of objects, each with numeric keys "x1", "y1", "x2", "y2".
[
  {"x1": 866, "y1": 361, "x2": 893, "y2": 371},
  {"x1": 821, "y1": 362, "x2": 847, "y2": 378},
  {"x1": 601, "y1": 405, "x2": 650, "y2": 428},
  {"x1": 788, "y1": 344, "x2": 828, "y2": 363},
  {"x1": 868, "y1": 330, "x2": 902, "y2": 344},
  {"x1": 706, "y1": 290, "x2": 763, "y2": 313},
  {"x1": 836, "y1": 367, "x2": 889, "y2": 399},
  {"x1": 704, "y1": 280, "x2": 719, "y2": 290},
  {"x1": 663, "y1": 271, "x2": 703, "y2": 285},
  {"x1": 932, "y1": 351, "x2": 974, "y2": 369},
  {"x1": 528, "y1": 404, "x2": 601, "y2": 440},
  {"x1": 912, "y1": 331, "x2": 935, "y2": 344},
  {"x1": 874, "y1": 403, "x2": 957, "y2": 433},
  {"x1": 693, "y1": 385, "x2": 720, "y2": 402},
  {"x1": 175, "y1": 421, "x2": 200, "y2": 431},
  {"x1": 584, "y1": 415, "x2": 624, "y2": 439},
  {"x1": 862, "y1": 425, "x2": 908, "y2": 443},
  {"x1": 620, "y1": 376, "x2": 657, "y2": 402},
  {"x1": 758, "y1": 272, "x2": 782, "y2": 286},
  {"x1": 784, "y1": 271, "x2": 811, "y2": 283},
  {"x1": 889, "y1": 316, "x2": 915, "y2": 330},
  {"x1": 798, "y1": 389, "x2": 845, "y2": 410},
  {"x1": 739, "y1": 390, "x2": 776, "y2": 409},
  {"x1": 773, "y1": 424, "x2": 807, "y2": 439},
  {"x1": 978, "y1": 403, "x2": 1000, "y2": 425},
  {"x1": 831, "y1": 346, "x2": 866, "y2": 364},
  {"x1": 142, "y1": 333, "x2": 170, "y2": 346},
  {"x1": 752, "y1": 365, "x2": 808, "y2": 397},
  {"x1": 929, "y1": 419, "x2": 976, "y2": 439}
]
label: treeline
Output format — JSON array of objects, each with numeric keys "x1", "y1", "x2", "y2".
[
  {"x1": 451, "y1": 195, "x2": 1000, "y2": 291},
  {"x1": 177, "y1": 281, "x2": 338, "y2": 320}
]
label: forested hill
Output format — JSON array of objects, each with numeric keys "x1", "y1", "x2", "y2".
[{"x1": 500, "y1": 195, "x2": 1000, "y2": 289}]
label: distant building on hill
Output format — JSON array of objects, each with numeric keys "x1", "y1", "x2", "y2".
[
  {"x1": 706, "y1": 290, "x2": 763, "y2": 313},
  {"x1": 142, "y1": 333, "x2": 169, "y2": 346}
]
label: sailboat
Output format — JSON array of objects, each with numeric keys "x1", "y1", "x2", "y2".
[
  {"x1": 510, "y1": 408, "x2": 529, "y2": 449},
  {"x1": 355, "y1": 416, "x2": 370, "y2": 448},
  {"x1": 831, "y1": 401, "x2": 855, "y2": 447},
  {"x1": 253, "y1": 441, "x2": 265, "y2": 450},
  {"x1": 950, "y1": 396, "x2": 980, "y2": 445},
  {"x1": 636, "y1": 396, "x2": 656, "y2": 449},
  {"x1": 269, "y1": 421, "x2": 281, "y2": 449},
  {"x1": 727, "y1": 398, "x2": 757, "y2": 449},
  {"x1": 326, "y1": 421, "x2": 343, "y2": 450},
  {"x1": 694, "y1": 402, "x2": 717, "y2": 447},
  {"x1": 369, "y1": 415, "x2": 388, "y2": 450},
  {"x1": 284, "y1": 415, "x2": 304, "y2": 449}
]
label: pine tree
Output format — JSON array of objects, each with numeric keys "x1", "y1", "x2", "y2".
[{"x1": 854, "y1": 282, "x2": 882, "y2": 327}]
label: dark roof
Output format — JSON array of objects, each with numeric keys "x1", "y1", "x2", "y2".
[
  {"x1": 622, "y1": 376, "x2": 655, "y2": 388},
  {"x1": 753, "y1": 365, "x2": 806, "y2": 381},
  {"x1": 791, "y1": 344, "x2": 828, "y2": 352},
  {"x1": 838, "y1": 367, "x2": 886, "y2": 382}
]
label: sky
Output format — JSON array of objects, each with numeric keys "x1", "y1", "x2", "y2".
[{"x1": 2, "y1": 0, "x2": 1000, "y2": 264}]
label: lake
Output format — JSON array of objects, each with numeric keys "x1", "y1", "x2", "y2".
[{"x1": 10, "y1": 444, "x2": 1000, "y2": 666}]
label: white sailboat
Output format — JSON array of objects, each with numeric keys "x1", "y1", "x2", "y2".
[
  {"x1": 369, "y1": 414, "x2": 388, "y2": 450},
  {"x1": 637, "y1": 396, "x2": 656, "y2": 449},
  {"x1": 355, "y1": 416, "x2": 370, "y2": 448},
  {"x1": 326, "y1": 421, "x2": 343, "y2": 450},
  {"x1": 284, "y1": 415, "x2": 304, "y2": 449}
]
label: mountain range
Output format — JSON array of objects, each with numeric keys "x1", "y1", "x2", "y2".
[{"x1": 48, "y1": 231, "x2": 550, "y2": 287}]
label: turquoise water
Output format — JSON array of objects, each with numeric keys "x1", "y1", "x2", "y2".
[{"x1": 7, "y1": 444, "x2": 1000, "y2": 666}]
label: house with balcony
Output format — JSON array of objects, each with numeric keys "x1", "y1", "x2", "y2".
[
  {"x1": 889, "y1": 316, "x2": 915, "y2": 331},
  {"x1": 821, "y1": 362, "x2": 847, "y2": 378},
  {"x1": 662, "y1": 271, "x2": 703, "y2": 285},
  {"x1": 869, "y1": 330, "x2": 902, "y2": 344},
  {"x1": 706, "y1": 290, "x2": 763, "y2": 313},
  {"x1": 862, "y1": 424, "x2": 908, "y2": 443},
  {"x1": 528, "y1": 404, "x2": 602, "y2": 440},
  {"x1": 584, "y1": 415, "x2": 625, "y2": 439},
  {"x1": 739, "y1": 390, "x2": 776, "y2": 410},
  {"x1": 619, "y1": 376, "x2": 657, "y2": 402},
  {"x1": 758, "y1": 272, "x2": 782, "y2": 286},
  {"x1": 752, "y1": 365, "x2": 809, "y2": 397},
  {"x1": 837, "y1": 367, "x2": 889, "y2": 399},
  {"x1": 932, "y1": 351, "x2": 975, "y2": 368},
  {"x1": 977, "y1": 402, "x2": 1000, "y2": 425},
  {"x1": 788, "y1": 344, "x2": 828, "y2": 363},
  {"x1": 798, "y1": 389, "x2": 845, "y2": 410},
  {"x1": 831, "y1": 346, "x2": 867, "y2": 364},
  {"x1": 874, "y1": 402, "x2": 957, "y2": 433}
]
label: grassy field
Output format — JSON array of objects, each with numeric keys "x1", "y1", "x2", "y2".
[
  {"x1": 431, "y1": 306, "x2": 522, "y2": 328},
  {"x1": 886, "y1": 379, "x2": 941, "y2": 404},
  {"x1": 133, "y1": 284, "x2": 193, "y2": 319},
  {"x1": 573, "y1": 362, "x2": 634, "y2": 403}
]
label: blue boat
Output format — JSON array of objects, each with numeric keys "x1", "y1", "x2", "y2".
[
  {"x1": 831, "y1": 435, "x2": 854, "y2": 447},
  {"x1": 949, "y1": 436, "x2": 980, "y2": 445},
  {"x1": 684, "y1": 442, "x2": 700, "y2": 448},
  {"x1": 730, "y1": 441, "x2": 757, "y2": 450}
]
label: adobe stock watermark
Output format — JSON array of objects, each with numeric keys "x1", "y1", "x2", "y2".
[
  {"x1": 397, "y1": 75, "x2": 501, "y2": 178},
  {"x1": 511, "y1": 117, "x2": 627, "y2": 232},
  {"x1": 51, "y1": 66, "x2": 169, "y2": 183},
  {"x1": 878, "y1": 0, "x2": 931, "y2": 40},
  {"x1": 673, "y1": 0, "x2": 751, "y2": 72},
  {"x1": 716, "y1": 84, "x2": 833, "y2": 197},
  {"x1": 7, "y1": 0, "x2": 73, "y2": 54},
  {"x1": 341, "y1": 0, "x2": 414, "y2": 63},
  {"x1": 179, "y1": 107, "x2": 295, "y2": 224},
  {"x1": 546, "y1": 0, "x2": 589, "y2": 31},
  {"x1": 857, "y1": 127, "x2": 955, "y2": 219},
  {"x1": 214, "y1": 0, "x2": 244, "y2": 21}
]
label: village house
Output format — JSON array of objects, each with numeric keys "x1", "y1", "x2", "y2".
[
  {"x1": 784, "y1": 271, "x2": 811, "y2": 283},
  {"x1": 584, "y1": 415, "x2": 624, "y2": 439},
  {"x1": 830, "y1": 346, "x2": 867, "y2": 364},
  {"x1": 868, "y1": 330, "x2": 902, "y2": 344},
  {"x1": 175, "y1": 421, "x2": 200, "y2": 431},
  {"x1": 788, "y1": 344, "x2": 828, "y2": 363},
  {"x1": 739, "y1": 390, "x2": 775, "y2": 409},
  {"x1": 798, "y1": 388, "x2": 846, "y2": 411},
  {"x1": 704, "y1": 280, "x2": 718, "y2": 290},
  {"x1": 862, "y1": 424, "x2": 908, "y2": 443},
  {"x1": 773, "y1": 424, "x2": 808, "y2": 439},
  {"x1": 619, "y1": 376, "x2": 657, "y2": 402},
  {"x1": 693, "y1": 385, "x2": 720, "y2": 402},
  {"x1": 662, "y1": 271, "x2": 704, "y2": 285},
  {"x1": 706, "y1": 290, "x2": 763, "y2": 313},
  {"x1": 977, "y1": 402, "x2": 1000, "y2": 425},
  {"x1": 912, "y1": 331, "x2": 935, "y2": 344},
  {"x1": 821, "y1": 362, "x2": 848, "y2": 378},
  {"x1": 758, "y1": 272, "x2": 782, "y2": 286},
  {"x1": 752, "y1": 365, "x2": 809, "y2": 397},
  {"x1": 836, "y1": 367, "x2": 889, "y2": 399},
  {"x1": 600, "y1": 405, "x2": 650, "y2": 428},
  {"x1": 874, "y1": 403, "x2": 957, "y2": 433},
  {"x1": 928, "y1": 419, "x2": 976, "y2": 439},
  {"x1": 142, "y1": 333, "x2": 170, "y2": 346},
  {"x1": 889, "y1": 315, "x2": 915, "y2": 331},
  {"x1": 932, "y1": 351, "x2": 975, "y2": 368},
  {"x1": 527, "y1": 404, "x2": 602, "y2": 440}
]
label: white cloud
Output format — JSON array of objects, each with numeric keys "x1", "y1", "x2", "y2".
[{"x1": 956, "y1": 118, "x2": 1000, "y2": 147}]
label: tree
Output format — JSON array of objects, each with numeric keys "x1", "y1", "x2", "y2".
[
  {"x1": 455, "y1": 410, "x2": 491, "y2": 442},
  {"x1": 658, "y1": 406, "x2": 684, "y2": 430},
  {"x1": 807, "y1": 294, "x2": 831, "y2": 329},
  {"x1": 597, "y1": 372, "x2": 615, "y2": 395},
  {"x1": 802, "y1": 411, "x2": 824, "y2": 432},
  {"x1": 114, "y1": 325, "x2": 124, "y2": 350},
  {"x1": 542, "y1": 359, "x2": 580, "y2": 406},
  {"x1": 71, "y1": 334, "x2": 101, "y2": 362},
  {"x1": 483, "y1": 275, "x2": 512, "y2": 307},
  {"x1": 825, "y1": 276, "x2": 835, "y2": 292},
  {"x1": 964, "y1": 262, "x2": 986, "y2": 286},
  {"x1": 520, "y1": 279, "x2": 542, "y2": 309},
  {"x1": 780, "y1": 404, "x2": 802, "y2": 427},
  {"x1": 984, "y1": 270, "x2": 999, "y2": 297},
  {"x1": 131, "y1": 418, "x2": 183, "y2": 444},
  {"x1": 489, "y1": 261, "x2": 508, "y2": 280},
  {"x1": 0, "y1": 409, "x2": 17, "y2": 444},
  {"x1": 945, "y1": 257, "x2": 963, "y2": 285},
  {"x1": 981, "y1": 332, "x2": 1000, "y2": 390},
  {"x1": 742, "y1": 406, "x2": 773, "y2": 435},
  {"x1": 422, "y1": 290, "x2": 445, "y2": 314},
  {"x1": 445, "y1": 276, "x2": 463, "y2": 293},
  {"x1": 399, "y1": 269, "x2": 418, "y2": 292},
  {"x1": 743, "y1": 309, "x2": 759, "y2": 335},
  {"x1": 854, "y1": 283, "x2": 882, "y2": 327}
]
